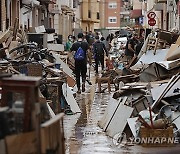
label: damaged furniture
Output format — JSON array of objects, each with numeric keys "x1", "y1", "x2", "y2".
[
  {"x1": 97, "y1": 76, "x2": 111, "y2": 93},
  {"x1": 0, "y1": 75, "x2": 65, "y2": 154}
]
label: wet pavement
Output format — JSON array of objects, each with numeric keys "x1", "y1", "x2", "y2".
[{"x1": 63, "y1": 73, "x2": 180, "y2": 154}]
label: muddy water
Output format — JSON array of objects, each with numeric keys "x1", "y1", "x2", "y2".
[
  {"x1": 63, "y1": 76, "x2": 119, "y2": 154},
  {"x1": 64, "y1": 75, "x2": 180, "y2": 154}
]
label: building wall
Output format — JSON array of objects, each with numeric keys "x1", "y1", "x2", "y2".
[
  {"x1": 132, "y1": 0, "x2": 142, "y2": 10},
  {"x1": 1, "y1": 0, "x2": 6, "y2": 31},
  {"x1": 20, "y1": 7, "x2": 33, "y2": 28},
  {"x1": 81, "y1": 0, "x2": 100, "y2": 32},
  {"x1": 104, "y1": 0, "x2": 121, "y2": 29},
  {"x1": 81, "y1": 0, "x2": 89, "y2": 21},
  {"x1": 99, "y1": 0, "x2": 105, "y2": 28}
]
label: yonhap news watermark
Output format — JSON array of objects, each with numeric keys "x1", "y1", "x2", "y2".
[{"x1": 112, "y1": 132, "x2": 180, "y2": 146}]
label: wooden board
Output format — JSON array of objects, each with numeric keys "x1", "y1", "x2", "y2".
[
  {"x1": 47, "y1": 43, "x2": 64, "y2": 51},
  {"x1": 175, "y1": 35, "x2": 180, "y2": 45},
  {"x1": 41, "y1": 113, "x2": 65, "y2": 154},
  {"x1": 151, "y1": 80, "x2": 180, "y2": 101},
  {"x1": 0, "y1": 30, "x2": 12, "y2": 44},
  {"x1": 5, "y1": 132, "x2": 36, "y2": 154},
  {"x1": 52, "y1": 52, "x2": 74, "y2": 79},
  {"x1": 62, "y1": 83, "x2": 81, "y2": 113},
  {"x1": 8, "y1": 41, "x2": 19, "y2": 59},
  {"x1": 165, "y1": 44, "x2": 179, "y2": 60}
]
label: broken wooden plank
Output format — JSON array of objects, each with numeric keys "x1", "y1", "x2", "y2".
[
  {"x1": 0, "y1": 30, "x2": 12, "y2": 44},
  {"x1": 62, "y1": 83, "x2": 81, "y2": 113}
]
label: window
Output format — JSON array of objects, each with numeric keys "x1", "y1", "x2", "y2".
[
  {"x1": 88, "y1": 10, "x2": 91, "y2": 18},
  {"x1": 73, "y1": 0, "x2": 77, "y2": 8},
  {"x1": 108, "y1": 17, "x2": 117, "y2": 23},
  {"x1": 108, "y1": 2, "x2": 117, "y2": 9},
  {"x1": 97, "y1": 12, "x2": 100, "y2": 19}
]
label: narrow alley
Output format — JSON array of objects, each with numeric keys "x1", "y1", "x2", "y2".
[{"x1": 0, "y1": 0, "x2": 180, "y2": 154}]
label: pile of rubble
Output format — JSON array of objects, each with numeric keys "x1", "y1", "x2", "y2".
[
  {"x1": 0, "y1": 25, "x2": 80, "y2": 153},
  {"x1": 98, "y1": 30, "x2": 180, "y2": 147}
]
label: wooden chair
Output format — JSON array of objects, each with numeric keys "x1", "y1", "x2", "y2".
[{"x1": 97, "y1": 76, "x2": 111, "y2": 93}]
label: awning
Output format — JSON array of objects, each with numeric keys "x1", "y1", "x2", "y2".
[{"x1": 130, "y1": 9, "x2": 142, "y2": 19}]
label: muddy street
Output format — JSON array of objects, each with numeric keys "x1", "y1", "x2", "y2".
[{"x1": 64, "y1": 75, "x2": 120, "y2": 154}]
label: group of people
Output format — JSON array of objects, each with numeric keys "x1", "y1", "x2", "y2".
[
  {"x1": 67, "y1": 32, "x2": 109, "y2": 94},
  {"x1": 66, "y1": 29, "x2": 144, "y2": 94}
]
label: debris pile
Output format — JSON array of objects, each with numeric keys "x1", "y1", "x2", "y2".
[
  {"x1": 98, "y1": 30, "x2": 180, "y2": 147},
  {"x1": 0, "y1": 25, "x2": 80, "y2": 153}
]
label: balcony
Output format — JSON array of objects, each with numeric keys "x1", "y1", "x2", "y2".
[
  {"x1": 155, "y1": 0, "x2": 167, "y2": 3},
  {"x1": 120, "y1": 7, "x2": 130, "y2": 15},
  {"x1": 39, "y1": 0, "x2": 56, "y2": 4},
  {"x1": 61, "y1": 5, "x2": 74, "y2": 15}
]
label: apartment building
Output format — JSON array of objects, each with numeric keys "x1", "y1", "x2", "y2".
[
  {"x1": 80, "y1": 0, "x2": 100, "y2": 32},
  {"x1": 102, "y1": 0, "x2": 121, "y2": 30},
  {"x1": 52, "y1": 0, "x2": 80, "y2": 42}
]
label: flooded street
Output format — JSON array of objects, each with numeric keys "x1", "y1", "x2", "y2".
[
  {"x1": 63, "y1": 75, "x2": 119, "y2": 154},
  {"x1": 63, "y1": 74, "x2": 180, "y2": 154}
]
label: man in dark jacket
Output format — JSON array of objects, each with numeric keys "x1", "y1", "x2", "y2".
[
  {"x1": 71, "y1": 33, "x2": 89, "y2": 94},
  {"x1": 93, "y1": 35, "x2": 108, "y2": 74},
  {"x1": 125, "y1": 33, "x2": 139, "y2": 62}
]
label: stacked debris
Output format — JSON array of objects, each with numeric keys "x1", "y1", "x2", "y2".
[
  {"x1": 98, "y1": 30, "x2": 180, "y2": 147},
  {"x1": 0, "y1": 25, "x2": 80, "y2": 153}
]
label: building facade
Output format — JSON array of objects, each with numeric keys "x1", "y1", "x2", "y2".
[
  {"x1": 103, "y1": 0, "x2": 121, "y2": 30},
  {"x1": 80, "y1": 0, "x2": 100, "y2": 32}
]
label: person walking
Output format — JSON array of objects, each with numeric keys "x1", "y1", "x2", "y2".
[
  {"x1": 93, "y1": 35, "x2": 108, "y2": 75},
  {"x1": 70, "y1": 33, "x2": 89, "y2": 94}
]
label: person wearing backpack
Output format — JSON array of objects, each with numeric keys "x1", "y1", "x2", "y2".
[
  {"x1": 93, "y1": 35, "x2": 108, "y2": 75},
  {"x1": 70, "y1": 33, "x2": 89, "y2": 94}
]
